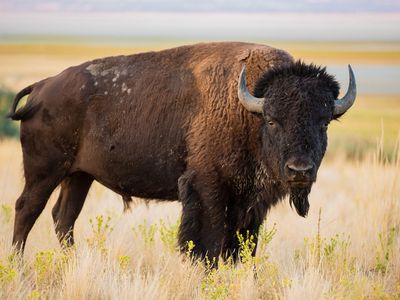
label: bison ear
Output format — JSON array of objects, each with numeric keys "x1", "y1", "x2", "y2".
[
  {"x1": 333, "y1": 65, "x2": 356, "y2": 118},
  {"x1": 237, "y1": 65, "x2": 265, "y2": 114}
]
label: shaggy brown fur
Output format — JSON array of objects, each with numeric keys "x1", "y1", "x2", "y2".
[{"x1": 8, "y1": 42, "x2": 348, "y2": 264}]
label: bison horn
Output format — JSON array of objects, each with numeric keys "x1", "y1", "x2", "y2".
[
  {"x1": 334, "y1": 65, "x2": 357, "y2": 116},
  {"x1": 237, "y1": 65, "x2": 264, "y2": 113}
]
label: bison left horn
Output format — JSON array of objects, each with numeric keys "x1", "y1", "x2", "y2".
[
  {"x1": 237, "y1": 65, "x2": 264, "y2": 113},
  {"x1": 334, "y1": 65, "x2": 357, "y2": 116}
]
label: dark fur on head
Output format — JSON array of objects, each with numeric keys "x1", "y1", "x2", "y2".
[
  {"x1": 254, "y1": 60, "x2": 340, "y2": 217},
  {"x1": 254, "y1": 60, "x2": 340, "y2": 99}
]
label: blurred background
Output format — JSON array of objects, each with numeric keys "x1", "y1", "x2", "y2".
[{"x1": 0, "y1": 0, "x2": 399, "y2": 158}]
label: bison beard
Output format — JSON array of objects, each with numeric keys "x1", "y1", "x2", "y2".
[{"x1": 289, "y1": 187, "x2": 311, "y2": 217}]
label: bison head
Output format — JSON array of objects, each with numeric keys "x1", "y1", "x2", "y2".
[{"x1": 238, "y1": 61, "x2": 356, "y2": 217}]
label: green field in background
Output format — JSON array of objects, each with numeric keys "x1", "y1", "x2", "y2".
[{"x1": 327, "y1": 95, "x2": 400, "y2": 159}]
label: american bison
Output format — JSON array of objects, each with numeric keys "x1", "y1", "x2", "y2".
[{"x1": 8, "y1": 42, "x2": 356, "y2": 262}]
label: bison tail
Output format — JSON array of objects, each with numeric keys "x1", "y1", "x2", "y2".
[{"x1": 7, "y1": 84, "x2": 39, "y2": 121}]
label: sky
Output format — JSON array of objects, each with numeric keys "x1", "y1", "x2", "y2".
[
  {"x1": 1, "y1": 0, "x2": 400, "y2": 13},
  {"x1": 0, "y1": 0, "x2": 399, "y2": 40},
  {"x1": 1, "y1": 12, "x2": 399, "y2": 41}
]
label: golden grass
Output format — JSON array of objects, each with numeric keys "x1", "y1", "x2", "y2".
[
  {"x1": 0, "y1": 43, "x2": 154, "y2": 59},
  {"x1": 0, "y1": 43, "x2": 154, "y2": 91},
  {"x1": 269, "y1": 41, "x2": 400, "y2": 65},
  {"x1": 0, "y1": 40, "x2": 399, "y2": 298},
  {"x1": 1, "y1": 41, "x2": 399, "y2": 63},
  {"x1": 1, "y1": 40, "x2": 399, "y2": 90},
  {"x1": 0, "y1": 139, "x2": 399, "y2": 299}
]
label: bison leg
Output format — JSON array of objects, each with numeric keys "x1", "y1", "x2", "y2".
[
  {"x1": 222, "y1": 207, "x2": 265, "y2": 263},
  {"x1": 52, "y1": 172, "x2": 93, "y2": 247},
  {"x1": 12, "y1": 177, "x2": 62, "y2": 253},
  {"x1": 178, "y1": 171, "x2": 227, "y2": 265},
  {"x1": 178, "y1": 172, "x2": 204, "y2": 257}
]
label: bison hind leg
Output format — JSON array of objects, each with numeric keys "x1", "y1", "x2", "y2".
[
  {"x1": 13, "y1": 173, "x2": 65, "y2": 253},
  {"x1": 52, "y1": 172, "x2": 93, "y2": 247}
]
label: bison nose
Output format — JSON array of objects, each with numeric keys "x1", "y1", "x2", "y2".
[
  {"x1": 285, "y1": 159, "x2": 315, "y2": 183},
  {"x1": 286, "y1": 162, "x2": 314, "y2": 172}
]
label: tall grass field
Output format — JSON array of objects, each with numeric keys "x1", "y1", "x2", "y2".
[{"x1": 0, "y1": 39, "x2": 399, "y2": 299}]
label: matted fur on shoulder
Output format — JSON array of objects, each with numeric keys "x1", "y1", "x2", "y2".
[{"x1": 253, "y1": 60, "x2": 340, "y2": 98}]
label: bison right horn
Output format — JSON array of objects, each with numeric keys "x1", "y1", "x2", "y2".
[
  {"x1": 237, "y1": 65, "x2": 264, "y2": 113},
  {"x1": 334, "y1": 65, "x2": 357, "y2": 116}
]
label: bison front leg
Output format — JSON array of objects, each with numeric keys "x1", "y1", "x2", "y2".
[
  {"x1": 222, "y1": 205, "x2": 266, "y2": 264},
  {"x1": 178, "y1": 171, "x2": 227, "y2": 265}
]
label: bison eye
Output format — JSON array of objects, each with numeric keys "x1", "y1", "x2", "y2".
[
  {"x1": 323, "y1": 122, "x2": 329, "y2": 129},
  {"x1": 265, "y1": 115, "x2": 278, "y2": 128}
]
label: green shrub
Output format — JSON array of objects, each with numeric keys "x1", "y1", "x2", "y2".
[
  {"x1": 133, "y1": 220, "x2": 157, "y2": 247},
  {"x1": 0, "y1": 87, "x2": 19, "y2": 138},
  {"x1": 159, "y1": 219, "x2": 179, "y2": 252},
  {"x1": 87, "y1": 215, "x2": 114, "y2": 255},
  {"x1": 375, "y1": 227, "x2": 396, "y2": 274}
]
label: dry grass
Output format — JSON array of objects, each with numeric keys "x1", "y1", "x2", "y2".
[
  {"x1": 0, "y1": 139, "x2": 399, "y2": 299},
  {"x1": 0, "y1": 40, "x2": 399, "y2": 298}
]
